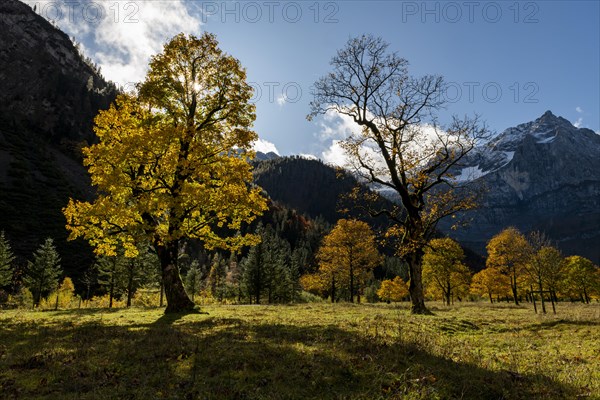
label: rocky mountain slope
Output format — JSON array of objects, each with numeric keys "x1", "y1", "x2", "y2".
[
  {"x1": 0, "y1": 0, "x2": 117, "y2": 274},
  {"x1": 438, "y1": 111, "x2": 600, "y2": 263}
]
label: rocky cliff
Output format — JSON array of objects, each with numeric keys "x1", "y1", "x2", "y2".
[{"x1": 0, "y1": 0, "x2": 117, "y2": 275}]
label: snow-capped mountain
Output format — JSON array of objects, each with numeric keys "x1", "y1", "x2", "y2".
[{"x1": 440, "y1": 111, "x2": 600, "y2": 263}]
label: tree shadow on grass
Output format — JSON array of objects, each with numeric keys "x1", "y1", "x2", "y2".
[
  {"x1": 0, "y1": 314, "x2": 583, "y2": 400},
  {"x1": 489, "y1": 318, "x2": 600, "y2": 334}
]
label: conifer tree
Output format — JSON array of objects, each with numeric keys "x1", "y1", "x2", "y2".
[
  {"x1": 184, "y1": 260, "x2": 203, "y2": 303},
  {"x1": 0, "y1": 231, "x2": 16, "y2": 288},
  {"x1": 96, "y1": 254, "x2": 126, "y2": 308},
  {"x1": 24, "y1": 238, "x2": 62, "y2": 306}
]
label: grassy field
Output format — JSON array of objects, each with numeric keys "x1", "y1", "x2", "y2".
[{"x1": 1, "y1": 302, "x2": 599, "y2": 400}]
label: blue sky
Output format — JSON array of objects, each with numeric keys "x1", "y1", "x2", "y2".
[{"x1": 26, "y1": 0, "x2": 600, "y2": 159}]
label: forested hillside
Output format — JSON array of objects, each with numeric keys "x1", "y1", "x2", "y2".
[{"x1": 0, "y1": 0, "x2": 117, "y2": 278}]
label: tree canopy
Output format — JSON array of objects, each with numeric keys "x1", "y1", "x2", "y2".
[
  {"x1": 305, "y1": 219, "x2": 382, "y2": 302},
  {"x1": 422, "y1": 238, "x2": 471, "y2": 305},
  {"x1": 486, "y1": 227, "x2": 531, "y2": 305},
  {"x1": 64, "y1": 33, "x2": 267, "y2": 313}
]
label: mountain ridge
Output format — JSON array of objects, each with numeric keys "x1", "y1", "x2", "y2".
[
  {"x1": 0, "y1": 0, "x2": 117, "y2": 277},
  {"x1": 438, "y1": 111, "x2": 600, "y2": 263}
]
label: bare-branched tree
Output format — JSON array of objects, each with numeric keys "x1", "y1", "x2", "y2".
[{"x1": 309, "y1": 35, "x2": 489, "y2": 314}]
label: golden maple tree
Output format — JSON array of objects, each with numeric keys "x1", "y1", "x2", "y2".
[
  {"x1": 303, "y1": 219, "x2": 382, "y2": 302},
  {"x1": 470, "y1": 267, "x2": 510, "y2": 303},
  {"x1": 64, "y1": 33, "x2": 267, "y2": 313},
  {"x1": 377, "y1": 276, "x2": 409, "y2": 303},
  {"x1": 486, "y1": 227, "x2": 531, "y2": 305},
  {"x1": 563, "y1": 255, "x2": 599, "y2": 303},
  {"x1": 422, "y1": 238, "x2": 471, "y2": 305}
]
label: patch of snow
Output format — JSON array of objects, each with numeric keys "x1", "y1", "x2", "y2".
[
  {"x1": 503, "y1": 151, "x2": 515, "y2": 164},
  {"x1": 536, "y1": 135, "x2": 556, "y2": 144},
  {"x1": 299, "y1": 153, "x2": 319, "y2": 160},
  {"x1": 454, "y1": 166, "x2": 489, "y2": 182}
]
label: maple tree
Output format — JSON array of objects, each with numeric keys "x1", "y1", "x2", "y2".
[
  {"x1": 303, "y1": 219, "x2": 381, "y2": 302},
  {"x1": 563, "y1": 255, "x2": 599, "y2": 303},
  {"x1": 309, "y1": 35, "x2": 488, "y2": 313},
  {"x1": 64, "y1": 33, "x2": 267, "y2": 313},
  {"x1": 522, "y1": 232, "x2": 562, "y2": 314},
  {"x1": 470, "y1": 267, "x2": 510, "y2": 303},
  {"x1": 422, "y1": 238, "x2": 471, "y2": 305},
  {"x1": 377, "y1": 276, "x2": 409, "y2": 303},
  {"x1": 485, "y1": 227, "x2": 531, "y2": 305}
]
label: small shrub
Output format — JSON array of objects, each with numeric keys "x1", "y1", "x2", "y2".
[
  {"x1": 39, "y1": 277, "x2": 79, "y2": 310},
  {"x1": 6, "y1": 287, "x2": 34, "y2": 309},
  {"x1": 297, "y1": 290, "x2": 326, "y2": 303},
  {"x1": 86, "y1": 294, "x2": 126, "y2": 308},
  {"x1": 132, "y1": 289, "x2": 162, "y2": 308}
]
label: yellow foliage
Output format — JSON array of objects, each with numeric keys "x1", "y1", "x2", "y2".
[
  {"x1": 39, "y1": 277, "x2": 79, "y2": 310},
  {"x1": 422, "y1": 238, "x2": 471, "y2": 304},
  {"x1": 300, "y1": 273, "x2": 330, "y2": 297},
  {"x1": 63, "y1": 33, "x2": 267, "y2": 258},
  {"x1": 485, "y1": 227, "x2": 531, "y2": 301},
  {"x1": 86, "y1": 294, "x2": 126, "y2": 309},
  {"x1": 132, "y1": 289, "x2": 162, "y2": 308},
  {"x1": 311, "y1": 219, "x2": 382, "y2": 301},
  {"x1": 470, "y1": 267, "x2": 511, "y2": 302},
  {"x1": 377, "y1": 276, "x2": 409, "y2": 302}
]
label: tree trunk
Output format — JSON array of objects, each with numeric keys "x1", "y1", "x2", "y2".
[
  {"x1": 159, "y1": 282, "x2": 164, "y2": 307},
  {"x1": 407, "y1": 250, "x2": 431, "y2": 314},
  {"x1": 126, "y1": 263, "x2": 134, "y2": 308},
  {"x1": 510, "y1": 272, "x2": 519, "y2": 305},
  {"x1": 488, "y1": 291, "x2": 493, "y2": 304},
  {"x1": 157, "y1": 241, "x2": 194, "y2": 313},
  {"x1": 349, "y1": 254, "x2": 354, "y2": 303},
  {"x1": 36, "y1": 280, "x2": 43, "y2": 307},
  {"x1": 109, "y1": 264, "x2": 115, "y2": 309},
  {"x1": 538, "y1": 278, "x2": 546, "y2": 314},
  {"x1": 331, "y1": 275, "x2": 336, "y2": 303}
]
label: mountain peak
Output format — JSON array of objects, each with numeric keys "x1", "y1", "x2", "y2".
[{"x1": 535, "y1": 110, "x2": 571, "y2": 128}]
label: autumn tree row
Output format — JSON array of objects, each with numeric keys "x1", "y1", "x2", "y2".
[{"x1": 473, "y1": 227, "x2": 600, "y2": 308}]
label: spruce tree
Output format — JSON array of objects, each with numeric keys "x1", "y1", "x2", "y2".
[
  {"x1": 0, "y1": 231, "x2": 16, "y2": 288},
  {"x1": 24, "y1": 238, "x2": 62, "y2": 306},
  {"x1": 96, "y1": 254, "x2": 126, "y2": 308},
  {"x1": 242, "y1": 225, "x2": 266, "y2": 304},
  {"x1": 184, "y1": 260, "x2": 203, "y2": 303}
]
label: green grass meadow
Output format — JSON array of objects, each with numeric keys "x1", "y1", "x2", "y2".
[{"x1": 1, "y1": 302, "x2": 599, "y2": 399}]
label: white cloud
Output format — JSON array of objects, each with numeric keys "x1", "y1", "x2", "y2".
[
  {"x1": 253, "y1": 138, "x2": 280, "y2": 155},
  {"x1": 317, "y1": 110, "x2": 361, "y2": 141},
  {"x1": 321, "y1": 140, "x2": 347, "y2": 167},
  {"x1": 95, "y1": 1, "x2": 202, "y2": 86},
  {"x1": 276, "y1": 93, "x2": 287, "y2": 106},
  {"x1": 576, "y1": 106, "x2": 583, "y2": 113},
  {"x1": 26, "y1": 1, "x2": 203, "y2": 87},
  {"x1": 574, "y1": 117, "x2": 583, "y2": 128}
]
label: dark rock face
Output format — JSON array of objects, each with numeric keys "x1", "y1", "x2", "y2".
[
  {"x1": 440, "y1": 111, "x2": 600, "y2": 264},
  {"x1": 0, "y1": 0, "x2": 116, "y2": 145},
  {"x1": 0, "y1": 0, "x2": 117, "y2": 277}
]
